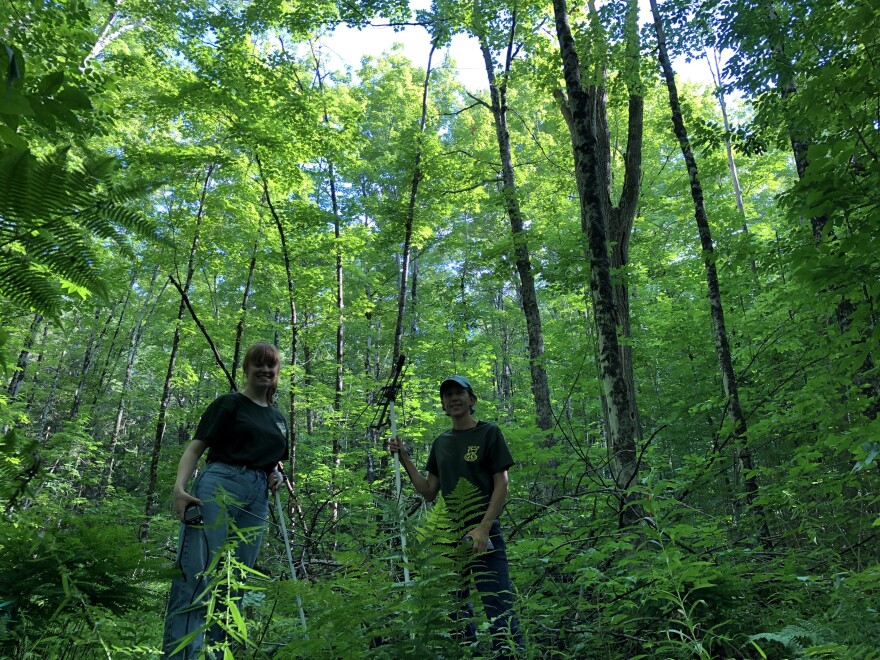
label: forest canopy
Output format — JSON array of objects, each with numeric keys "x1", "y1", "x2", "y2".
[{"x1": 1, "y1": 0, "x2": 878, "y2": 657}]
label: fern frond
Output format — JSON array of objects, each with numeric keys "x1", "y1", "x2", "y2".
[
  {"x1": 0, "y1": 258, "x2": 62, "y2": 317},
  {"x1": 0, "y1": 145, "x2": 155, "y2": 316}
]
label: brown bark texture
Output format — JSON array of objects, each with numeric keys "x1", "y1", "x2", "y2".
[
  {"x1": 552, "y1": 0, "x2": 641, "y2": 526},
  {"x1": 477, "y1": 23, "x2": 554, "y2": 432}
]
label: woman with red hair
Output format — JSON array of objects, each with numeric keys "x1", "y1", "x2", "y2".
[{"x1": 163, "y1": 341, "x2": 289, "y2": 658}]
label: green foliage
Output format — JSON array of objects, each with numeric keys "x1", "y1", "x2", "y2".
[
  {"x1": 0, "y1": 43, "x2": 158, "y2": 318},
  {"x1": 0, "y1": 426, "x2": 39, "y2": 508},
  {"x1": 0, "y1": 509, "x2": 167, "y2": 656},
  {"x1": 0, "y1": 147, "x2": 158, "y2": 318},
  {"x1": 0, "y1": 0, "x2": 877, "y2": 657}
]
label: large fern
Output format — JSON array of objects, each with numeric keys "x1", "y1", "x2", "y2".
[{"x1": 0, "y1": 146, "x2": 156, "y2": 317}]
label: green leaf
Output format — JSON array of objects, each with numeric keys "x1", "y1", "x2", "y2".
[
  {"x1": 37, "y1": 71, "x2": 65, "y2": 95},
  {"x1": 56, "y1": 86, "x2": 92, "y2": 110},
  {"x1": 0, "y1": 123, "x2": 26, "y2": 148},
  {"x1": 0, "y1": 88, "x2": 34, "y2": 115}
]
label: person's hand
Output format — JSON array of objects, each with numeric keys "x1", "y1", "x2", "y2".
[
  {"x1": 387, "y1": 436, "x2": 408, "y2": 457},
  {"x1": 173, "y1": 487, "x2": 202, "y2": 522},
  {"x1": 268, "y1": 466, "x2": 284, "y2": 492},
  {"x1": 464, "y1": 523, "x2": 493, "y2": 553}
]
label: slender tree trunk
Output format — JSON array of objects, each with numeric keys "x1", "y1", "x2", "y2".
[
  {"x1": 323, "y1": 160, "x2": 345, "y2": 526},
  {"x1": 25, "y1": 324, "x2": 49, "y2": 409},
  {"x1": 72, "y1": 273, "x2": 134, "y2": 419},
  {"x1": 410, "y1": 254, "x2": 418, "y2": 336},
  {"x1": 476, "y1": 23, "x2": 554, "y2": 432},
  {"x1": 38, "y1": 348, "x2": 66, "y2": 441},
  {"x1": 392, "y1": 45, "x2": 436, "y2": 365},
  {"x1": 553, "y1": 0, "x2": 642, "y2": 527},
  {"x1": 141, "y1": 163, "x2": 215, "y2": 541},
  {"x1": 102, "y1": 267, "x2": 165, "y2": 494},
  {"x1": 325, "y1": 164, "x2": 343, "y2": 418},
  {"x1": 232, "y1": 234, "x2": 261, "y2": 385},
  {"x1": 7, "y1": 313, "x2": 43, "y2": 400},
  {"x1": 303, "y1": 337, "x2": 315, "y2": 435},
  {"x1": 93, "y1": 289, "x2": 133, "y2": 404},
  {"x1": 651, "y1": 0, "x2": 770, "y2": 544},
  {"x1": 497, "y1": 291, "x2": 513, "y2": 422},
  {"x1": 309, "y1": 46, "x2": 343, "y2": 461},
  {"x1": 256, "y1": 155, "x2": 299, "y2": 482},
  {"x1": 76, "y1": 308, "x2": 103, "y2": 410},
  {"x1": 707, "y1": 50, "x2": 757, "y2": 276}
]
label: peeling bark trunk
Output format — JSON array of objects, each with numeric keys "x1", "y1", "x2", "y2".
[
  {"x1": 651, "y1": 0, "x2": 770, "y2": 544},
  {"x1": 553, "y1": 0, "x2": 641, "y2": 526}
]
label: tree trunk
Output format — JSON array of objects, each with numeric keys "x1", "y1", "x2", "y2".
[
  {"x1": 256, "y1": 155, "x2": 299, "y2": 482},
  {"x1": 232, "y1": 234, "x2": 261, "y2": 385},
  {"x1": 651, "y1": 0, "x2": 770, "y2": 544},
  {"x1": 392, "y1": 46, "x2": 436, "y2": 365},
  {"x1": 25, "y1": 323, "x2": 49, "y2": 409},
  {"x1": 92, "y1": 289, "x2": 133, "y2": 405},
  {"x1": 141, "y1": 163, "x2": 215, "y2": 541},
  {"x1": 707, "y1": 50, "x2": 757, "y2": 276},
  {"x1": 102, "y1": 267, "x2": 165, "y2": 494},
  {"x1": 553, "y1": 0, "x2": 644, "y2": 443},
  {"x1": 476, "y1": 24, "x2": 554, "y2": 432},
  {"x1": 553, "y1": 0, "x2": 641, "y2": 527},
  {"x1": 7, "y1": 313, "x2": 43, "y2": 400}
]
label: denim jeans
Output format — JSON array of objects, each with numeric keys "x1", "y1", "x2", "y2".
[
  {"x1": 162, "y1": 463, "x2": 269, "y2": 659},
  {"x1": 460, "y1": 520, "x2": 524, "y2": 657}
]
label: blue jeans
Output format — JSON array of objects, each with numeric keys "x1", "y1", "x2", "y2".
[
  {"x1": 162, "y1": 463, "x2": 269, "y2": 659},
  {"x1": 460, "y1": 520, "x2": 524, "y2": 657}
]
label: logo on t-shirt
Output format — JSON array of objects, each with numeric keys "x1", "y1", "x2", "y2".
[
  {"x1": 464, "y1": 445, "x2": 479, "y2": 462},
  {"x1": 276, "y1": 421, "x2": 287, "y2": 436}
]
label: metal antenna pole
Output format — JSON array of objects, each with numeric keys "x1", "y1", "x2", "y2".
[
  {"x1": 390, "y1": 398, "x2": 410, "y2": 584},
  {"x1": 369, "y1": 355, "x2": 410, "y2": 584},
  {"x1": 275, "y1": 488, "x2": 307, "y2": 632}
]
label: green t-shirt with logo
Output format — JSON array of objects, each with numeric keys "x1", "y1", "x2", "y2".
[
  {"x1": 425, "y1": 421, "x2": 514, "y2": 521},
  {"x1": 195, "y1": 392, "x2": 289, "y2": 473}
]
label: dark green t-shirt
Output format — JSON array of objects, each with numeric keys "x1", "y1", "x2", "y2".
[
  {"x1": 195, "y1": 392, "x2": 289, "y2": 473},
  {"x1": 425, "y1": 421, "x2": 514, "y2": 520}
]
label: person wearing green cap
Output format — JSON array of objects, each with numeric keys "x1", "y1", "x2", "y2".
[{"x1": 388, "y1": 375, "x2": 524, "y2": 656}]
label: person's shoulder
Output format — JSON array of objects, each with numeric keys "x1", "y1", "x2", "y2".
[
  {"x1": 218, "y1": 392, "x2": 244, "y2": 406},
  {"x1": 476, "y1": 420, "x2": 503, "y2": 434},
  {"x1": 204, "y1": 392, "x2": 243, "y2": 412}
]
